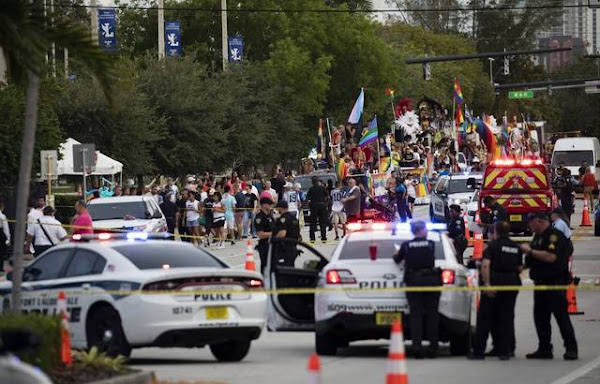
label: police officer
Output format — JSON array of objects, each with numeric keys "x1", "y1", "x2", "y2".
[
  {"x1": 306, "y1": 176, "x2": 329, "y2": 242},
  {"x1": 393, "y1": 220, "x2": 442, "y2": 359},
  {"x1": 469, "y1": 221, "x2": 522, "y2": 360},
  {"x1": 447, "y1": 204, "x2": 467, "y2": 259},
  {"x1": 482, "y1": 196, "x2": 507, "y2": 237},
  {"x1": 521, "y1": 212, "x2": 578, "y2": 360},
  {"x1": 274, "y1": 200, "x2": 301, "y2": 266},
  {"x1": 254, "y1": 197, "x2": 275, "y2": 275}
]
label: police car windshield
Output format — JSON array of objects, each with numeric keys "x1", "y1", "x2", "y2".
[
  {"x1": 88, "y1": 202, "x2": 148, "y2": 221},
  {"x1": 113, "y1": 243, "x2": 226, "y2": 269},
  {"x1": 447, "y1": 179, "x2": 473, "y2": 194},
  {"x1": 340, "y1": 239, "x2": 445, "y2": 260}
]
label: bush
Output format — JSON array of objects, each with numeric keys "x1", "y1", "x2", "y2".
[
  {"x1": 0, "y1": 314, "x2": 62, "y2": 372},
  {"x1": 54, "y1": 194, "x2": 79, "y2": 224}
]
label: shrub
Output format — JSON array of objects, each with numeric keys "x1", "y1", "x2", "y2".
[
  {"x1": 0, "y1": 314, "x2": 62, "y2": 372},
  {"x1": 54, "y1": 194, "x2": 79, "y2": 224}
]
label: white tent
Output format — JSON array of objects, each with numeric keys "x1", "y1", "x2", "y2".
[{"x1": 57, "y1": 138, "x2": 123, "y2": 176}]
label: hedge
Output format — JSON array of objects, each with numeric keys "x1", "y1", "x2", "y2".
[
  {"x1": 0, "y1": 314, "x2": 62, "y2": 373},
  {"x1": 54, "y1": 194, "x2": 79, "y2": 225}
]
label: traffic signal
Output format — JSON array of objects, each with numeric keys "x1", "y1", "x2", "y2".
[
  {"x1": 423, "y1": 62, "x2": 431, "y2": 81},
  {"x1": 503, "y1": 57, "x2": 510, "y2": 75}
]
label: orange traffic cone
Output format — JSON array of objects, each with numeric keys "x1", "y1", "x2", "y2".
[
  {"x1": 581, "y1": 198, "x2": 592, "y2": 227},
  {"x1": 386, "y1": 318, "x2": 408, "y2": 384},
  {"x1": 463, "y1": 213, "x2": 472, "y2": 247},
  {"x1": 307, "y1": 353, "x2": 321, "y2": 384},
  {"x1": 567, "y1": 272, "x2": 584, "y2": 315},
  {"x1": 475, "y1": 211, "x2": 481, "y2": 225},
  {"x1": 245, "y1": 239, "x2": 256, "y2": 272},
  {"x1": 472, "y1": 232, "x2": 484, "y2": 259},
  {"x1": 57, "y1": 291, "x2": 72, "y2": 366}
]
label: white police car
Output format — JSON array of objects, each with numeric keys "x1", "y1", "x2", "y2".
[
  {"x1": 430, "y1": 173, "x2": 482, "y2": 222},
  {"x1": 87, "y1": 196, "x2": 167, "y2": 233},
  {"x1": 265, "y1": 223, "x2": 475, "y2": 356},
  {"x1": 0, "y1": 233, "x2": 267, "y2": 361}
]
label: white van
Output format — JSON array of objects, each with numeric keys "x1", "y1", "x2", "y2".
[{"x1": 551, "y1": 137, "x2": 600, "y2": 182}]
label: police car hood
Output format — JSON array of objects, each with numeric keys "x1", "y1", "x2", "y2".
[
  {"x1": 92, "y1": 218, "x2": 154, "y2": 230},
  {"x1": 447, "y1": 192, "x2": 474, "y2": 203},
  {"x1": 134, "y1": 267, "x2": 263, "y2": 284}
]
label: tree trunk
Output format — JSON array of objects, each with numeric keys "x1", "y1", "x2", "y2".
[{"x1": 10, "y1": 72, "x2": 41, "y2": 313}]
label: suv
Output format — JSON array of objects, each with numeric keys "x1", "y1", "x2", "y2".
[
  {"x1": 430, "y1": 173, "x2": 482, "y2": 223},
  {"x1": 87, "y1": 196, "x2": 167, "y2": 233}
]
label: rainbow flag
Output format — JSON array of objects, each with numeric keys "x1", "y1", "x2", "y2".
[
  {"x1": 317, "y1": 119, "x2": 324, "y2": 156},
  {"x1": 453, "y1": 78, "x2": 464, "y2": 104},
  {"x1": 334, "y1": 158, "x2": 347, "y2": 181},
  {"x1": 359, "y1": 116, "x2": 378, "y2": 148},
  {"x1": 455, "y1": 104, "x2": 464, "y2": 126}
]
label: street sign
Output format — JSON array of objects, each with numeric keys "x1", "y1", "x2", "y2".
[
  {"x1": 509, "y1": 90, "x2": 534, "y2": 99},
  {"x1": 228, "y1": 36, "x2": 244, "y2": 63},
  {"x1": 165, "y1": 21, "x2": 181, "y2": 57},
  {"x1": 40, "y1": 150, "x2": 58, "y2": 181},
  {"x1": 585, "y1": 80, "x2": 600, "y2": 94},
  {"x1": 98, "y1": 8, "x2": 118, "y2": 52},
  {"x1": 73, "y1": 144, "x2": 96, "y2": 173}
]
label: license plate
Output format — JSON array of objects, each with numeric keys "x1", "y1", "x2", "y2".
[
  {"x1": 206, "y1": 306, "x2": 228, "y2": 320},
  {"x1": 375, "y1": 312, "x2": 402, "y2": 326},
  {"x1": 509, "y1": 215, "x2": 521, "y2": 222}
]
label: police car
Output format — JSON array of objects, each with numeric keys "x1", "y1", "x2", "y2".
[
  {"x1": 87, "y1": 196, "x2": 167, "y2": 233},
  {"x1": 264, "y1": 224, "x2": 475, "y2": 356},
  {"x1": 430, "y1": 173, "x2": 482, "y2": 223},
  {"x1": 0, "y1": 233, "x2": 267, "y2": 361}
]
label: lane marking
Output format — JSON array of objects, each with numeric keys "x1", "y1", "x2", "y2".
[{"x1": 549, "y1": 355, "x2": 600, "y2": 384}]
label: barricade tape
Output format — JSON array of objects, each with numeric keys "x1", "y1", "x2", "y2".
[{"x1": 24, "y1": 284, "x2": 600, "y2": 297}]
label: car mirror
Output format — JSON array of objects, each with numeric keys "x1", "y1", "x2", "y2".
[
  {"x1": 466, "y1": 178, "x2": 477, "y2": 190},
  {"x1": 152, "y1": 212, "x2": 163, "y2": 219}
]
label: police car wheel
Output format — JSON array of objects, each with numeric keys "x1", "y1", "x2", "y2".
[
  {"x1": 449, "y1": 329, "x2": 472, "y2": 356},
  {"x1": 315, "y1": 332, "x2": 337, "y2": 356},
  {"x1": 86, "y1": 306, "x2": 131, "y2": 358},
  {"x1": 209, "y1": 339, "x2": 251, "y2": 362}
]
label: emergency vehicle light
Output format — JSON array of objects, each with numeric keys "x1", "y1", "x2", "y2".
[
  {"x1": 126, "y1": 232, "x2": 149, "y2": 241},
  {"x1": 72, "y1": 232, "x2": 171, "y2": 242},
  {"x1": 395, "y1": 223, "x2": 447, "y2": 231},
  {"x1": 347, "y1": 222, "x2": 447, "y2": 233},
  {"x1": 492, "y1": 158, "x2": 543, "y2": 167}
]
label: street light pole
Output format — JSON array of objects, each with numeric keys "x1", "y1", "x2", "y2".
[
  {"x1": 158, "y1": 0, "x2": 165, "y2": 59},
  {"x1": 221, "y1": 0, "x2": 228, "y2": 71},
  {"x1": 90, "y1": 0, "x2": 98, "y2": 44}
]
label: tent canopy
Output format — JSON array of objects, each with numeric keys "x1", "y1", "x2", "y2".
[{"x1": 57, "y1": 138, "x2": 123, "y2": 176}]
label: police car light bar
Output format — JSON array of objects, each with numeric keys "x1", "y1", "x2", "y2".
[
  {"x1": 346, "y1": 222, "x2": 447, "y2": 233},
  {"x1": 72, "y1": 232, "x2": 171, "y2": 242}
]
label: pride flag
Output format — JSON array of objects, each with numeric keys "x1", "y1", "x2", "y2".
[
  {"x1": 455, "y1": 104, "x2": 464, "y2": 127},
  {"x1": 453, "y1": 78, "x2": 464, "y2": 104},
  {"x1": 335, "y1": 158, "x2": 347, "y2": 181},
  {"x1": 359, "y1": 116, "x2": 378, "y2": 148},
  {"x1": 317, "y1": 119, "x2": 324, "y2": 156},
  {"x1": 347, "y1": 88, "x2": 364, "y2": 124}
]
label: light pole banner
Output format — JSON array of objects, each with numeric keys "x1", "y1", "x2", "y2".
[
  {"x1": 228, "y1": 36, "x2": 244, "y2": 62},
  {"x1": 165, "y1": 21, "x2": 182, "y2": 57},
  {"x1": 98, "y1": 8, "x2": 117, "y2": 51}
]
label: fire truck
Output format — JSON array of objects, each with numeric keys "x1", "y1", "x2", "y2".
[{"x1": 479, "y1": 158, "x2": 557, "y2": 234}]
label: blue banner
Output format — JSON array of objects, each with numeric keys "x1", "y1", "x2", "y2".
[
  {"x1": 228, "y1": 36, "x2": 244, "y2": 63},
  {"x1": 165, "y1": 21, "x2": 181, "y2": 57},
  {"x1": 98, "y1": 8, "x2": 117, "y2": 51}
]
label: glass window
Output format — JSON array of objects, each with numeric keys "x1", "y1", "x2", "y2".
[
  {"x1": 448, "y1": 179, "x2": 472, "y2": 194},
  {"x1": 64, "y1": 249, "x2": 106, "y2": 277},
  {"x1": 25, "y1": 249, "x2": 73, "y2": 281},
  {"x1": 435, "y1": 178, "x2": 448, "y2": 193},
  {"x1": 112, "y1": 243, "x2": 226, "y2": 270},
  {"x1": 552, "y1": 151, "x2": 594, "y2": 167},
  {"x1": 87, "y1": 201, "x2": 148, "y2": 221},
  {"x1": 340, "y1": 239, "x2": 445, "y2": 260}
]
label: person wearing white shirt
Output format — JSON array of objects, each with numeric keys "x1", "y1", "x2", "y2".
[
  {"x1": 551, "y1": 209, "x2": 572, "y2": 240},
  {"x1": 27, "y1": 198, "x2": 45, "y2": 254},
  {"x1": 0, "y1": 201, "x2": 10, "y2": 273},
  {"x1": 264, "y1": 180, "x2": 278, "y2": 203},
  {"x1": 282, "y1": 182, "x2": 300, "y2": 218},
  {"x1": 26, "y1": 206, "x2": 68, "y2": 256}
]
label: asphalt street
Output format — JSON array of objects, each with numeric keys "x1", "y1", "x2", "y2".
[{"x1": 131, "y1": 200, "x2": 600, "y2": 384}]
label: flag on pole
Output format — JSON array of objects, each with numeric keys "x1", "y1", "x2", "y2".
[
  {"x1": 453, "y1": 78, "x2": 464, "y2": 104},
  {"x1": 359, "y1": 116, "x2": 378, "y2": 148},
  {"x1": 335, "y1": 158, "x2": 348, "y2": 181},
  {"x1": 317, "y1": 119, "x2": 324, "y2": 156},
  {"x1": 347, "y1": 88, "x2": 364, "y2": 124},
  {"x1": 455, "y1": 104, "x2": 464, "y2": 127}
]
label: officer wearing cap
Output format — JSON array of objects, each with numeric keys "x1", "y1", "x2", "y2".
[
  {"x1": 393, "y1": 220, "x2": 442, "y2": 359},
  {"x1": 469, "y1": 221, "x2": 523, "y2": 360},
  {"x1": 274, "y1": 200, "x2": 301, "y2": 266},
  {"x1": 306, "y1": 176, "x2": 329, "y2": 243},
  {"x1": 447, "y1": 204, "x2": 467, "y2": 259},
  {"x1": 254, "y1": 197, "x2": 275, "y2": 274},
  {"x1": 521, "y1": 211, "x2": 578, "y2": 361},
  {"x1": 482, "y1": 196, "x2": 507, "y2": 237}
]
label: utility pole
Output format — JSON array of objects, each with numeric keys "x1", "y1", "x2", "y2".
[
  {"x1": 221, "y1": 0, "x2": 228, "y2": 71},
  {"x1": 51, "y1": 0, "x2": 56, "y2": 77},
  {"x1": 64, "y1": 48, "x2": 69, "y2": 79},
  {"x1": 158, "y1": 0, "x2": 165, "y2": 59},
  {"x1": 90, "y1": 0, "x2": 98, "y2": 44}
]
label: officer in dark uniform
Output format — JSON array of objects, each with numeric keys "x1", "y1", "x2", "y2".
[
  {"x1": 274, "y1": 200, "x2": 301, "y2": 266},
  {"x1": 521, "y1": 212, "x2": 578, "y2": 360},
  {"x1": 393, "y1": 220, "x2": 442, "y2": 359},
  {"x1": 447, "y1": 204, "x2": 467, "y2": 259},
  {"x1": 254, "y1": 197, "x2": 275, "y2": 275},
  {"x1": 306, "y1": 176, "x2": 329, "y2": 242},
  {"x1": 482, "y1": 196, "x2": 507, "y2": 237},
  {"x1": 469, "y1": 221, "x2": 523, "y2": 360}
]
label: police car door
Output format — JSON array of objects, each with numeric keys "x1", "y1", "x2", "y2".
[
  {"x1": 432, "y1": 177, "x2": 449, "y2": 221},
  {"x1": 265, "y1": 238, "x2": 328, "y2": 331}
]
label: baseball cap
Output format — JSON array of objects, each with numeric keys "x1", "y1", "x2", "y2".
[
  {"x1": 551, "y1": 208, "x2": 564, "y2": 216},
  {"x1": 276, "y1": 200, "x2": 288, "y2": 209},
  {"x1": 43, "y1": 206, "x2": 56, "y2": 215},
  {"x1": 284, "y1": 182, "x2": 293, "y2": 188},
  {"x1": 208, "y1": 188, "x2": 216, "y2": 195},
  {"x1": 449, "y1": 204, "x2": 462, "y2": 212},
  {"x1": 527, "y1": 212, "x2": 549, "y2": 222},
  {"x1": 259, "y1": 197, "x2": 273, "y2": 205}
]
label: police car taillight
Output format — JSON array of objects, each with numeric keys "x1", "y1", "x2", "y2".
[
  {"x1": 71, "y1": 234, "x2": 82, "y2": 241},
  {"x1": 442, "y1": 269, "x2": 455, "y2": 285},
  {"x1": 325, "y1": 269, "x2": 356, "y2": 284},
  {"x1": 246, "y1": 279, "x2": 264, "y2": 289}
]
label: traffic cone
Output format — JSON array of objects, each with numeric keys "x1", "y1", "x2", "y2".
[
  {"x1": 57, "y1": 291, "x2": 72, "y2": 366},
  {"x1": 307, "y1": 353, "x2": 321, "y2": 384},
  {"x1": 385, "y1": 318, "x2": 408, "y2": 384},
  {"x1": 463, "y1": 213, "x2": 472, "y2": 247},
  {"x1": 245, "y1": 239, "x2": 256, "y2": 272},
  {"x1": 581, "y1": 198, "x2": 592, "y2": 227},
  {"x1": 567, "y1": 276, "x2": 584, "y2": 315},
  {"x1": 472, "y1": 232, "x2": 484, "y2": 259},
  {"x1": 475, "y1": 211, "x2": 481, "y2": 225}
]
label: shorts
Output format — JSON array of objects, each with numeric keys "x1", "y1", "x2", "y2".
[
  {"x1": 212, "y1": 219, "x2": 225, "y2": 228},
  {"x1": 331, "y1": 211, "x2": 347, "y2": 225},
  {"x1": 234, "y1": 212, "x2": 245, "y2": 226},
  {"x1": 186, "y1": 219, "x2": 199, "y2": 227},
  {"x1": 226, "y1": 218, "x2": 235, "y2": 230}
]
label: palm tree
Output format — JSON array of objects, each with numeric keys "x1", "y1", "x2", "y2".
[{"x1": 0, "y1": 0, "x2": 113, "y2": 312}]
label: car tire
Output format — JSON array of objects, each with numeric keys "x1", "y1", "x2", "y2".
[
  {"x1": 449, "y1": 329, "x2": 472, "y2": 356},
  {"x1": 86, "y1": 306, "x2": 131, "y2": 358},
  {"x1": 315, "y1": 332, "x2": 337, "y2": 356},
  {"x1": 210, "y1": 340, "x2": 251, "y2": 362}
]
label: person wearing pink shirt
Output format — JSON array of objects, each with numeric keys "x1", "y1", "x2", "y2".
[{"x1": 71, "y1": 199, "x2": 94, "y2": 238}]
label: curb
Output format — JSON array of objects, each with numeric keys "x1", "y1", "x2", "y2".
[{"x1": 91, "y1": 371, "x2": 156, "y2": 384}]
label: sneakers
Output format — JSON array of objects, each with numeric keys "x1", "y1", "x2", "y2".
[
  {"x1": 467, "y1": 353, "x2": 485, "y2": 360},
  {"x1": 486, "y1": 349, "x2": 515, "y2": 358},
  {"x1": 526, "y1": 350, "x2": 553, "y2": 359},
  {"x1": 498, "y1": 355, "x2": 510, "y2": 361},
  {"x1": 334, "y1": 236, "x2": 340, "y2": 241},
  {"x1": 564, "y1": 351, "x2": 578, "y2": 361}
]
